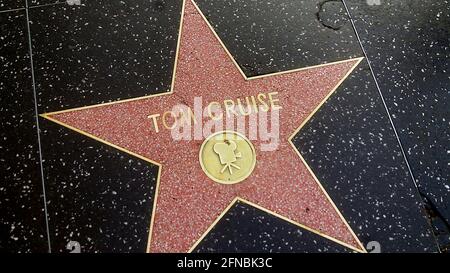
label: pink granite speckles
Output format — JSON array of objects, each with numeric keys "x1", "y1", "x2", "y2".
[{"x1": 46, "y1": 0, "x2": 363, "y2": 253}]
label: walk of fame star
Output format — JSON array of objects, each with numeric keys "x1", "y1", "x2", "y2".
[{"x1": 41, "y1": 0, "x2": 366, "y2": 253}]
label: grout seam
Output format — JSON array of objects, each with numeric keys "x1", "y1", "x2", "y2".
[
  {"x1": 0, "y1": 1, "x2": 66, "y2": 14},
  {"x1": 25, "y1": 0, "x2": 52, "y2": 253}
]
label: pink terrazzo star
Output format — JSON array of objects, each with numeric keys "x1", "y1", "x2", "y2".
[{"x1": 42, "y1": 0, "x2": 365, "y2": 253}]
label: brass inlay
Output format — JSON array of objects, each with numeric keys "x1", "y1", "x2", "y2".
[{"x1": 200, "y1": 131, "x2": 256, "y2": 185}]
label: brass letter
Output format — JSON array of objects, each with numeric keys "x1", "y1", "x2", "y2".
[
  {"x1": 268, "y1": 92, "x2": 282, "y2": 110},
  {"x1": 148, "y1": 113, "x2": 161, "y2": 133}
]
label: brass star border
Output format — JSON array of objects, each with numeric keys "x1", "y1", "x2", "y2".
[{"x1": 41, "y1": 0, "x2": 366, "y2": 253}]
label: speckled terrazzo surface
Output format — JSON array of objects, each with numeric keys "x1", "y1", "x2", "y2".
[
  {"x1": 40, "y1": 120, "x2": 157, "y2": 252},
  {"x1": 344, "y1": 0, "x2": 450, "y2": 251},
  {"x1": 28, "y1": 0, "x2": 64, "y2": 7},
  {"x1": 194, "y1": 0, "x2": 361, "y2": 77},
  {"x1": 293, "y1": 59, "x2": 438, "y2": 252},
  {"x1": 0, "y1": 9, "x2": 48, "y2": 253},
  {"x1": 0, "y1": 0, "x2": 25, "y2": 11},
  {"x1": 193, "y1": 201, "x2": 354, "y2": 253},
  {"x1": 0, "y1": 0, "x2": 447, "y2": 253},
  {"x1": 30, "y1": 0, "x2": 183, "y2": 112}
]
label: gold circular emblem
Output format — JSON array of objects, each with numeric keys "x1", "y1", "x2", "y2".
[{"x1": 199, "y1": 131, "x2": 256, "y2": 185}]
